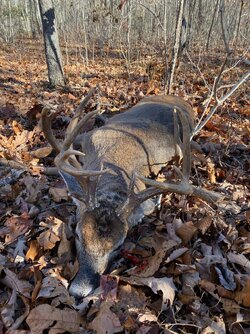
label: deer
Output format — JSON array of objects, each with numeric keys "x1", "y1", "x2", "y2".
[{"x1": 41, "y1": 88, "x2": 222, "y2": 298}]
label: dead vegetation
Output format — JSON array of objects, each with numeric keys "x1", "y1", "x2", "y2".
[{"x1": 0, "y1": 41, "x2": 249, "y2": 334}]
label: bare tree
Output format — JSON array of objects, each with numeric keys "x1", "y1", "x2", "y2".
[
  {"x1": 219, "y1": 0, "x2": 230, "y2": 54},
  {"x1": 167, "y1": 0, "x2": 185, "y2": 94},
  {"x1": 38, "y1": 0, "x2": 65, "y2": 87},
  {"x1": 206, "y1": 0, "x2": 220, "y2": 51},
  {"x1": 233, "y1": 0, "x2": 244, "y2": 49}
]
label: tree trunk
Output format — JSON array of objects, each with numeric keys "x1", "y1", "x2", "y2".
[
  {"x1": 219, "y1": 0, "x2": 230, "y2": 54},
  {"x1": 233, "y1": 0, "x2": 244, "y2": 49},
  {"x1": 38, "y1": 0, "x2": 65, "y2": 87},
  {"x1": 206, "y1": 0, "x2": 220, "y2": 51},
  {"x1": 167, "y1": 0, "x2": 185, "y2": 94}
]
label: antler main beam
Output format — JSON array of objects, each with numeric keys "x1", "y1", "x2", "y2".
[{"x1": 42, "y1": 87, "x2": 110, "y2": 178}]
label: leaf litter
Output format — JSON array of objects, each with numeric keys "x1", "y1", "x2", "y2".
[{"x1": 0, "y1": 42, "x2": 249, "y2": 333}]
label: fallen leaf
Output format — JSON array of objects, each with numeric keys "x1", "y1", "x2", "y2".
[
  {"x1": 214, "y1": 264, "x2": 236, "y2": 291},
  {"x1": 1, "y1": 289, "x2": 17, "y2": 327},
  {"x1": 31, "y1": 146, "x2": 53, "y2": 158},
  {"x1": 49, "y1": 187, "x2": 68, "y2": 202},
  {"x1": 134, "y1": 239, "x2": 176, "y2": 277},
  {"x1": 37, "y1": 229, "x2": 60, "y2": 250},
  {"x1": 139, "y1": 277, "x2": 176, "y2": 311},
  {"x1": 201, "y1": 317, "x2": 226, "y2": 334},
  {"x1": 176, "y1": 221, "x2": 197, "y2": 245},
  {"x1": 234, "y1": 278, "x2": 250, "y2": 307},
  {"x1": 138, "y1": 312, "x2": 157, "y2": 323},
  {"x1": 165, "y1": 247, "x2": 189, "y2": 264},
  {"x1": 227, "y1": 252, "x2": 250, "y2": 274},
  {"x1": 196, "y1": 216, "x2": 213, "y2": 234},
  {"x1": 207, "y1": 159, "x2": 216, "y2": 183},
  {"x1": 2, "y1": 215, "x2": 33, "y2": 244},
  {"x1": 117, "y1": 283, "x2": 147, "y2": 310},
  {"x1": 100, "y1": 275, "x2": 119, "y2": 300},
  {"x1": 0, "y1": 268, "x2": 32, "y2": 298},
  {"x1": 88, "y1": 301, "x2": 123, "y2": 334},
  {"x1": 26, "y1": 240, "x2": 41, "y2": 261},
  {"x1": 26, "y1": 304, "x2": 83, "y2": 334}
]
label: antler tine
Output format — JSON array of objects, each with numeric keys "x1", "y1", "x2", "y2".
[
  {"x1": 42, "y1": 87, "x2": 110, "y2": 178},
  {"x1": 176, "y1": 107, "x2": 191, "y2": 181},
  {"x1": 55, "y1": 149, "x2": 108, "y2": 177},
  {"x1": 56, "y1": 88, "x2": 111, "y2": 178},
  {"x1": 61, "y1": 109, "x2": 99, "y2": 153},
  {"x1": 41, "y1": 107, "x2": 61, "y2": 154},
  {"x1": 66, "y1": 86, "x2": 97, "y2": 136}
]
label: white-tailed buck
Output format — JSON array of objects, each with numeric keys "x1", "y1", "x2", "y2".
[{"x1": 42, "y1": 89, "x2": 221, "y2": 298}]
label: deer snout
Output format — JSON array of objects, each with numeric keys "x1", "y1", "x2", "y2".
[{"x1": 69, "y1": 270, "x2": 100, "y2": 298}]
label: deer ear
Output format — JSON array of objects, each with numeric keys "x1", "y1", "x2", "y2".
[{"x1": 60, "y1": 171, "x2": 86, "y2": 201}]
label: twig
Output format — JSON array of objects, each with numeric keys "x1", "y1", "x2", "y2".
[
  {"x1": 192, "y1": 70, "x2": 250, "y2": 137},
  {"x1": 185, "y1": 50, "x2": 210, "y2": 92}
]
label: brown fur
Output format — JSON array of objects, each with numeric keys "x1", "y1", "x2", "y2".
[{"x1": 63, "y1": 95, "x2": 195, "y2": 298}]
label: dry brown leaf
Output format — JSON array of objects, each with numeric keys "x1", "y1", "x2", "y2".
[
  {"x1": 117, "y1": 284, "x2": 147, "y2": 310},
  {"x1": 139, "y1": 277, "x2": 176, "y2": 311},
  {"x1": 26, "y1": 304, "x2": 83, "y2": 334},
  {"x1": 26, "y1": 240, "x2": 40, "y2": 261},
  {"x1": 196, "y1": 216, "x2": 213, "y2": 234},
  {"x1": 176, "y1": 221, "x2": 197, "y2": 245},
  {"x1": 30, "y1": 146, "x2": 52, "y2": 159},
  {"x1": 37, "y1": 217, "x2": 64, "y2": 250},
  {"x1": 221, "y1": 298, "x2": 241, "y2": 315},
  {"x1": 201, "y1": 317, "x2": 226, "y2": 334},
  {"x1": 165, "y1": 247, "x2": 189, "y2": 264},
  {"x1": 136, "y1": 325, "x2": 153, "y2": 334},
  {"x1": 2, "y1": 214, "x2": 33, "y2": 244},
  {"x1": 31, "y1": 269, "x2": 43, "y2": 303},
  {"x1": 57, "y1": 223, "x2": 71, "y2": 258},
  {"x1": 199, "y1": 279, "x2": 235, "y2": 300},
  {"x1": 234, "y1": 278, "x2": 250, "y2": 307},
  {"x1": 134, "y1": 239, "x2": 176, "y2": 277},
  {"x1": 49, "y1": 187, "x2": 68, "y2": 202},
  {"x1": 21, "y1": 175, "x2": 43, "y2": 203},
  {"x1": 88, "y1": 301, "x2": 123, "y2": 334},
  {"x1": 207, "y1": 158, "x2": 216, "y2": 183},
  {"x1": 1, "y1": 289, "x2": 17, "y2": 328},
  {"x1": 36, "y1": 276, "x2": 73, "y2": 306},
  {"x1": 100, "y1": 275, "x2": 119, "y2": 300},
  {"x1": 5, "y1": 331, "x2": 31, "y2": 334},
  {"x1": 123, "y1": 315, "x2": 136, "y2": 330},
  {"x1": 138, "y1": 312, "x2": 157, "y2": 323},
  {"x1": 182, "y1": 271, "x2": 200, "y2": 295},
  {"x1": 0, "y1": 268, "x2": 32, "y2": 298},
  {"x1": 227, "y1": 252, "x2": 250, "y2": 274},
  {"x1": 37, "y1": 229, "x2": 60, "y2": 250}
]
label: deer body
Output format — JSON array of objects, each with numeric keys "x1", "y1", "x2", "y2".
[
  {"x1": 43, "y1": 95, "x2": 202, "y2": 298},
  {"x1": 60, "y1": 96, "x2": 195, "y2": 298}
]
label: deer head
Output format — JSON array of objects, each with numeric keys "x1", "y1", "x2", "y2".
[{"x1": 42, "y1": 89, "x2": 222, "y2": 298}]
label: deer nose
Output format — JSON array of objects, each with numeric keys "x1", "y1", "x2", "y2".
[{"x1": 69, "y1": 272, "x2": 100, "y2": 298}]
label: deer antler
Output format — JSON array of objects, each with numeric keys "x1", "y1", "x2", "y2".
[
  {"x1": 42, "y1": 88, "x2": 110, "y2": 179},
  {"x1": 118, "y1": 106, "x2": 225, "y2": 222}
]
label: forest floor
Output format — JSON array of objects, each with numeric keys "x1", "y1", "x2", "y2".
[{"x1": 0, "y1": 40, "x2": 249, "y2": 334}]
